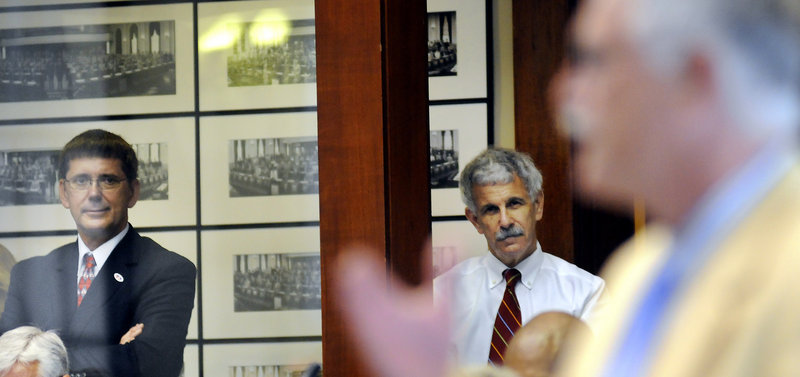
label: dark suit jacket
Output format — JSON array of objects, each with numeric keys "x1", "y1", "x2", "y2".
[{"x1": 0, "y1": 227, "x2": 196, "y2": 377}]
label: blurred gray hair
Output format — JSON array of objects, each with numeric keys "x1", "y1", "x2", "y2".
[
  {"x1": 460, "y1": 149, "x2": 543, "y2": 214},
  {"x1": 627, "y1": 0, "x2": 800, "y2": 137},
  {"x1": 0, "y1": 326, "x2": 69, "y2": 377}
]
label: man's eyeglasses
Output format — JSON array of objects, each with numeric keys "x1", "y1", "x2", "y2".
[{"x1": 63, "y1": 175, "x2": 127, "y2": 191}]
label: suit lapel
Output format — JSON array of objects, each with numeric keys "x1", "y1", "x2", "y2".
[
  {"x1": 53, "y1": 243, "x2": 79, "y2": 330},
  {"x1": 69, "y1": 230, "x2": 138, "y2": 333}
]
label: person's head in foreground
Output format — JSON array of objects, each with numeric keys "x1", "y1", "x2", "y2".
[
  {"x1": 58, "y1": 129, "x2": 140, "y2": 250},
  {"x1": 0, "y1": 326, "x2": 69, "y2": 377},
  {"x1": 554, "y1": 0, "x2": 800, "y2": 222},
  {"x1": 461, "y1": 148, "x2": 544, "y2": 267},
  {"x1": 504, "y1": 312, "x2": 590, "y2": 377}
]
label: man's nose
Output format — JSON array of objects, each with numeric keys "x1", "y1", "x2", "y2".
[
  {"x1": 498, "y1": 207, "x2": 512, "y2": 226},
  {"x1": 86, "y1": 181, "x2": 103, "y2": 199}
]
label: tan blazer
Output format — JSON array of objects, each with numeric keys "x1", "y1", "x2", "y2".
[{"x1": 559, "y1": 164, "x2": 800, "y2": 377}]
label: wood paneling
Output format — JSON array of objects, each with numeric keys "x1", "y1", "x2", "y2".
[
  {"x1": 512, "y1": 0, "x2": 574, "y2": 261},
  {"x1": 315, "y1": 0, "x2": 429, "y2": 375}
]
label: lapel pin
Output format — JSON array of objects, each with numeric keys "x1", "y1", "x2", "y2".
[{"x1": 114, "y1": 273, "x2": 124, "y2": 283}]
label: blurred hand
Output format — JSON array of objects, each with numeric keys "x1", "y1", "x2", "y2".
[{"x1": 333, "y1": 243, "x2": 451, "y2": 377}]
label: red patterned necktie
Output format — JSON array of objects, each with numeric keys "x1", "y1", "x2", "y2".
[
  {"x1": 77, "y1": 253, "x2": 96, "y2": 306},
  {"x1": 488, "y1": 268, "x2": 522, "y2": 365}
]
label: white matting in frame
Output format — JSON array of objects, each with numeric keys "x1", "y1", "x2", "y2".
[
  {"x1": 427, "y1": 0, "x2": 487, "y2": 100},
  {"x1": 200, "y1": 112, "x2": 319, "y2": 225},
  {"x1": 182, "y1": 345, "x2": 199, "y2": 377},
  {"x1": 203, "y1": 342, "x2": 322, "y2": 377},
  {"x1": 201, "y1": 227, "x2": 321, "y2": 339},
  {"x1": 198, "y1": 0, "x2": 316, "y2": 111},
  {"x1": 430, "y1": 103, "x2": 488, "y2": 217},
  {"x1": 0, "y1": 234, "x2": 76, "y2": 264},
  {"x1": 0, "y1": 3, "x2": 194, "y2": 120},
  {"x1": 431, "y1": 220, "x2": 488, "y2": 277},
  {"x1": 0, "y1": 118, "x2": 196, "y2": 233}
]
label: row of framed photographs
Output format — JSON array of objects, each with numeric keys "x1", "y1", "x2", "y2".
[
  {"x1": 0, "y1": 103, "x2": 487, "y2": 233},
  {"x1": 183, "y1": 343, "x2": 322, "y2": 377},
  {"x1": 0, "y1": 220, "x2": 483, "y2": 340},
  {"x1": 0, "y1": 0, "x2": 487, "y2": 121}
]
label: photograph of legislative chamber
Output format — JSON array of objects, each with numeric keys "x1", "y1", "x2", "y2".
[{"x1": 0, "y1": 20, "x2": 176, "y2": 102}]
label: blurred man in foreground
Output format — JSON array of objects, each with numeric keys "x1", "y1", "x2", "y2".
[
  {"x1": 0, "y1": 326, "x2": 69, "y2": 377},
  {"x1": 553, "y1": 0, "x2": 800, "y2": 375}
]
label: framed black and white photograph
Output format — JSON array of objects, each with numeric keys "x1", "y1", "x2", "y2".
[
  {"x1": 0, "y1": 149, "x2": 60, "y2": 207},
  {"x1": 198, "y1": 0, "x2": 316, "y2": 111},
  {"x1": 0, "y1": 3, "x2": 194, "y2": 120},
  {"x1": 228, "y1": 364, "x2": 310, "y2": 377},
  {"x1": 200, "y1": 112, "x2": 319, "y2": 225},
  {"x1": 427, "y1": 0, "x2": 486, "y2": 100},
  {"x1": 234, "y1": 252, "x2": 321, "y2": 312},
  {"x1": 430, "y1": 129, "x2": 459, "y2": 189},
  {"x1": 431, "y1": 220, "x2": 489, "y2": 277},
  {"x1": 201, "y1": 227, "x2": 321, "y2": 339},
  {"x1": 0, "y1": 0, "x2": 130, "y2": 7},
  {"x1": 427, "y1": 11, "x2": 457, "y2": 77},
  {"x1": 430, "y1": 103, "x2": 488, "y2": 216},
  {"x1": 229, "y1": 137, "x2": 318, "y2": 198},
  {"x1": 0, "y1": 118, "x2": 196, "y2": 233},
  {"x1": 133, "y1": 142, "x2": 169, "y2": 201},
  {"x1": 203, "y1": 343, "x2": 322, "y2": 377}
]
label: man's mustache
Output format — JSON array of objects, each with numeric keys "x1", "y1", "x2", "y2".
[{"x1": 495, "y1": 225, "x2": 524, "y2": 242}]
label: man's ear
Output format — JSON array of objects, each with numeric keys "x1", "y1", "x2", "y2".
[
  {"x1": 535, "y1": 191, "x2": 544, "y2": 221},
  {"x1": 465, "y1": 207, "x2": 484, "y2": 234},
  {"x1": 59, "y1": 180, "x2": 70, "y2": 209},
  {"x1": 127, "y1": 179, "x2": 141, "y2": 208}
]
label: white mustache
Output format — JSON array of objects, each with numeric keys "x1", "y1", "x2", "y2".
[{"x1": 495, "y1": 226, "x2": 524, "y2": 242}]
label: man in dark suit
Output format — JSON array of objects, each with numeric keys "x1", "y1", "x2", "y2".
[{"x1": 0, "y1": 129, "x2": 196, "y2": 377}]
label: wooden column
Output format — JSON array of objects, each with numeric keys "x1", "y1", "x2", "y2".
[
  {"x1": 512, "y1": 0, "x2": 574, "y2": 261},
  {"x1": 315, "y1": 0, "x2": 430, "y2": 375}
]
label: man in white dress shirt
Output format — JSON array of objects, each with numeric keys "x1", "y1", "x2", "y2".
[{"x1": 434, "y1": 148, "x2": 605, "y2": 365}]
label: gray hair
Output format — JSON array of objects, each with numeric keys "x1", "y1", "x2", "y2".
[
  {"x1": 0, "y1": 326, "x2": 69, "y2": 377},
  {"x1": 460, "y1": 148, "x2": 543, "y2": 214},
  {"x1": 627, "y1": 0, "x2": 800, "y2": 137}
]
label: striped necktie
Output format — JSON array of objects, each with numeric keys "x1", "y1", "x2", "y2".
[
  {"x1": 488, "y1": 268, "x2": 522, "y2": 365},
  {"x1": 77, "y1": 252, "x2": 96, "y2": 306}
]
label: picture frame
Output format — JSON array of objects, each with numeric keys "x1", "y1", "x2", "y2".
[
  {"x1": 0, "y1": 0, "x2": 130, "y2": 7},
  {"x1": 202, "y1": 342, "x2": 322, "y2": 377},
  {"x1": 197, "y1": 0, "x2": 317, "y2": 111},
  {"x1": 199, "y1": 112, "x2": 319, "y2": 225},
  {"x1": 427, "y1": 0, "x2": 487, "y2": 100},
  {"x1": 200, "y1": 227, "x2": 321, "y2": 339},
  {"x1": 0, "y1": 3, "x2": 194, "y2": 120},
  {"x1": 0, "y1": 117, "x2": 196, "y2": 233},
  {"x1": 431, "y1": 220, "x2": 488, "y2": 277},
  {"x1": 429, "y1": 103, "x2": 488, "y2": 217}
]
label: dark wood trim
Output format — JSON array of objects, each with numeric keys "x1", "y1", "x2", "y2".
[
  {"x1": 512, "y1": 0, "x2": 574, "y2": 261},
  {"x1": 315, "y1": 0, "x2": 429, "y2": 375}
]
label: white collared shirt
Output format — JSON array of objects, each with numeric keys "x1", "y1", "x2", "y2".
[
  {"x1": 433, "y1": 242, "x2": 605, "y2": 365},
  {"x1": 76, "y1": 224, "x2": 130, "y2": 286}
]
